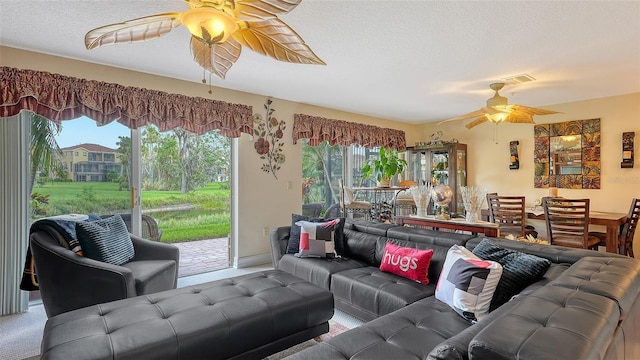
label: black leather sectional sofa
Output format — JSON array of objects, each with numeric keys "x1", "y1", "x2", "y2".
[{"x1": 270, "y1": 219, "x2": 640, "y2": 360}]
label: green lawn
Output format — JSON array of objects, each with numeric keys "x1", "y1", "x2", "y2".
[{"x1": 33, "y1": 181, "x2": 230, "y2": 242}]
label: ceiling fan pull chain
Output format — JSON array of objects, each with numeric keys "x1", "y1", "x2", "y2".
[
  {"x1": 208, "y1": 73, "x2": 213, "y2": 94},
  {"x1": 494, "y1": 123, "x2": 499, "y2": 144}
]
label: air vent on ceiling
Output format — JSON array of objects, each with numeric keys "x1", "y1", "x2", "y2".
[{"x1": 501, "y1": 73, "x2": 535, "y2": 85}]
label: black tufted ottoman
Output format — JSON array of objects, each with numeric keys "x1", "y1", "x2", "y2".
[{"x1": 40, "y1": 270, "x2": 334, "y2": 360}]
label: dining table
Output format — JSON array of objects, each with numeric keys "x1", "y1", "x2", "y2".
[
  {"x1": 482, "y1": 208, "x2": 628, "y2": 254},
  {"x1": 396, "y1": 215, "x2": 500, "y2": 237},
  {"x1": 525, "y1": 208, "x2": 627, "y2": 254}
]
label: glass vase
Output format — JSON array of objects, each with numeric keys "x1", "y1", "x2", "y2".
[
  {"x1": 410, "y1": 183, "x2": 433, "y2": 217},
  {"x1": 460, "y1": 186, "x2": 487, "y2": 223}
]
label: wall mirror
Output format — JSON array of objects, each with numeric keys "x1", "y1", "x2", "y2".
[{"x1": 534, "y1": 118, "x2": 600, "y2": 189}]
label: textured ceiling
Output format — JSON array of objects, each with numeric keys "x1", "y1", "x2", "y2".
[{"x1": 1, "y1": 0, "x2": 639, "y2": 124}]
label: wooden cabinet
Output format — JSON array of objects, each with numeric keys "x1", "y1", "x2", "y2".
[{"x1": 405, "y1": 143, "x2": 467, "y2": 215}]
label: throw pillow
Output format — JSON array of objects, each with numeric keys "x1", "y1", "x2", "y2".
[
  {"x1": 379, "y1": 242, "x2": 434, "y2": 284},
  {"x1": 294, "y1": 219, "x2": 342, "y2": 258},
  {"x1": 286, "y1": 214, "x2": 322, "y2": 254},
  {"x1": 436, "y1": 245, "x2": 503, "y2": 322},
  {"x1": 472, "y1": 238, "x2": 552, "y2": 311},
  {"x1": 287, "y1": 214, "x2": 345, "y2": 255},
  {"x1": 75, "y1": 214, "x2": 135, "y2": 266}
]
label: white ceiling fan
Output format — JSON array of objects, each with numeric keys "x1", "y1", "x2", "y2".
[{"x1": 438, "y1": 82, "x2": 560, "y2": 129}]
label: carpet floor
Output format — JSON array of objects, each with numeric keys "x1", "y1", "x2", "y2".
[{"x1": 266, "y1": 319, "x2": 351, "y2": 359}]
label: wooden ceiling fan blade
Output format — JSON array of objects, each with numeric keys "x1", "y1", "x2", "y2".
[
  {"x1": 184, "y1": 0, "x2": 204, "y2": 9},
  {"x1": 511, "y1": 104, "x2": 562, "y2": 116},
  {"x1": 465, "y1": 116, "x2": 488, "y2": 129},
  {"x1": 85, "y1": 13, "x2": 183, "y2": 50},
  {"x1": 234, "y1": 0, "x2": 302, "y2": 21},
  {"x1": 191, "y1": 36, "x2": 241, "y2": 79},
  {"x1": 437, "y1": 108, "x2": 487, "y2": 125},
  {"x1": 232, "y1": 18, "x2": 325, "y2": 64},
  {"x1": 504, "y1": 111, "x2": 535, "y2": 124}
]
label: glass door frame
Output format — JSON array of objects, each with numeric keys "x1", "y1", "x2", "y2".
[{"x1": 130, "y1": 128, "x2": 142, "y2": 236}]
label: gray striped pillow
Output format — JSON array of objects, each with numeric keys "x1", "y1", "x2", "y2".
[{"x1": 76, "y1": 215, "x2": 134, "y2": 266}]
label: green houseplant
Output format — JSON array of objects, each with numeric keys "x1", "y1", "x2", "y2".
[{"x1": 360, "y1": 147, "x2": 408, "y2": 187}]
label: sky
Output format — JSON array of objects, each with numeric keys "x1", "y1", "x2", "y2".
[{"x1": 55, "y1": 116, "x2": 131, "y2": 149}]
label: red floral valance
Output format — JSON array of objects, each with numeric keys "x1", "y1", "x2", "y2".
[
  {"x1": 0, "y1": 67, "x2": 253, "y2": 137},
  {"x1": 293, "y1": 114, "x2": 406, "y2": 150}
]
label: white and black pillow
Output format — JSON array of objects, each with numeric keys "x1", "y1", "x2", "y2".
[
  {"x1": 286, "y1": 214, "x2": 323, "y2": 254},
  {"x1": 287, "y1": 214, "x2": 345, "y2": 255},
  {"x1": 76, "y1": 214, "x2": 135, "y2": 266},
  {"x1": 472, "y1": 238, "x2": 551, "y2": 311},
  {"x1": 294, "y1": 219, "x2": 342, "y2": 258},
  {"x1": 436, "y1": 245, "x2": 503, "y2": 322}
]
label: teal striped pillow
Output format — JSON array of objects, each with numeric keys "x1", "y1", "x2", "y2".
[{"x1": 76, "y1": 215, "x2": 135, "y2": 266}]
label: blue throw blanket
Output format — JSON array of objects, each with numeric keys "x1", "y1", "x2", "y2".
[{"x1": 20, "y1": 214, "x2": 101, "y2": 291}]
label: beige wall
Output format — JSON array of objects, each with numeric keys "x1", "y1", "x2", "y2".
[
  {"x1": 418, "y1": 93, "x2": 640, "y2": 254},
  {"x1": 1, "y1": 46, "x2": 419, "y2": 264},
  {"x1": 3, "y1": 46, "x2": 638, "y2": 261}
]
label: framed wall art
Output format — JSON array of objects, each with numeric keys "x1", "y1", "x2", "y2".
[{"x1": 533, "y1": 118, "x2": 601, "y2": 189}]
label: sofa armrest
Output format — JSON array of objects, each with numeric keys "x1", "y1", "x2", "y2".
[
  {"x1": 30, "y1": 230, "x2": 137, "y2": 318},
  {"x1": 270, "y1": 226, "x2": 291, "y2": 268},
  {"x1": 130, "y1": 234, "x2": 179, "y2": 265}
]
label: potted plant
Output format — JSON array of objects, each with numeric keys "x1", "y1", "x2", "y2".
[{"x1": 360, "y1": 147, "x2": 408, "y2": 187}]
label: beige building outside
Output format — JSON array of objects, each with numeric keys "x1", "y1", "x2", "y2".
[{"x1": 58, "y1": 143, "x2": 123, "y2": 182}]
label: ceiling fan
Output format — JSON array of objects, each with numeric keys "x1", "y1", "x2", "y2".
[
  {"x1": 438, "y1": 82, "x2": 560, "y2": 129},
  {"x1": 84, "y1": 0, "x2": 325, "y2": 80}
]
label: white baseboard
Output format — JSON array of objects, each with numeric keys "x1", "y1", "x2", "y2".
[{"x1": 233, "y1": 253, "x2": 271, "y2": 268}]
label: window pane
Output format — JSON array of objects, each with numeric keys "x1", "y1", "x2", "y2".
[
  {"x1": 31, "y1": 115, "x2": 131, "y2": 220},
  {"x1": 301, "y1": 141, "x2": 379, "y2": 216}
]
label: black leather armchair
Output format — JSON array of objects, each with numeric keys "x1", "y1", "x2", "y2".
[{"x1": 30, "y1": 224, "x2": 179, "y2": 318}]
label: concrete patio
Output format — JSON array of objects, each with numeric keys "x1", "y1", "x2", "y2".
[{"x1": 174, "y1": 237, "x2": 230, "y2": 277}]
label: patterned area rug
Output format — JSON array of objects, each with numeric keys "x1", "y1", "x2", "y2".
[{"x1": 266, "y1": 319, "x2": 350, "y2": 359}]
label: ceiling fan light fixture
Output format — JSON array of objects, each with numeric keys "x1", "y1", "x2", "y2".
[
  {"x1": 181, "y1": 7, "x2": 237, "y2": 45},
  {"x1": 486, "y1": 110, "x2": 510, "y2": 123}
]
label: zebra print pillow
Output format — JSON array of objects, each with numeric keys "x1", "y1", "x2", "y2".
[{"x1": 76, "y1": 214, "x2": 135, "y2": 266}]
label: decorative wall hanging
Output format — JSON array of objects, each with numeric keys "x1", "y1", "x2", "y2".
[
  {"x1": 509, "y1": 140, "x2": 520, "y2": 170},
  {"x1": 533, "y1": 118, "x2": 601, "y2": 189},
  {"x1": 621, "y1": 132, "x2": 635, "y2": 168},
  {"x1": 254, "y1": 99, "x2": 285, "y2": 179}
]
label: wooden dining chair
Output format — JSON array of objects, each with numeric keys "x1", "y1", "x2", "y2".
[
  {"x1": 486, "y1": 195, "x2": 526, "y2": 238},
  {"x1": 543, "y1": 197, "x2": 600, "y2": 250},
  {"x1": 589, "y1": 198, "x2": 640, "y2": 257}
]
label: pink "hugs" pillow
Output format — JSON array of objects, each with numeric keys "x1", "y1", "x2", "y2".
[{"x1": 379, "y1": 242, "x2": 434, "y2": 284}]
